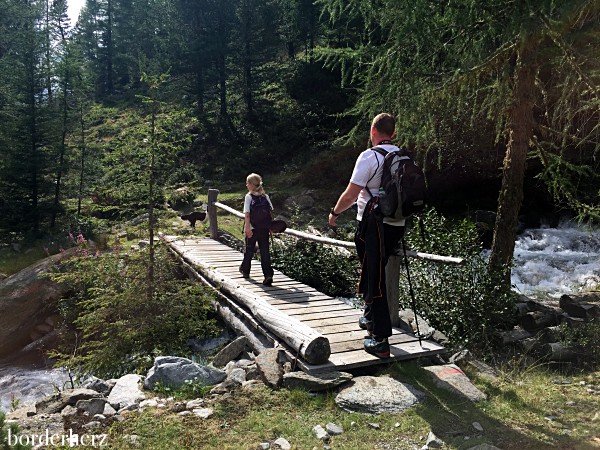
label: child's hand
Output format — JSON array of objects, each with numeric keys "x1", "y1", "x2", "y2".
[{"x1": 245, "y1": 229, "x2": 253, "y2": 238}]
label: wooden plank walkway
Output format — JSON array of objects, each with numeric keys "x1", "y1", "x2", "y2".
[{"x1": 165, "y1": 236, "x2": 445, "y2": 373}]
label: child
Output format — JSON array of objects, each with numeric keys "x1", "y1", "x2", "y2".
[{"x1": 239, "y1": 173, "x2": 274, "y2": 286}]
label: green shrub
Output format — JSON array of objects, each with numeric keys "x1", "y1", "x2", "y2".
[
  {"x1": 400, "y1": 208, "x2": 515, "y2": 351},
  {"x1": 560, "y1": 321, "x2": 600, "y2": 369},
  {"x1": 50, "y1": 242, "x2": 221, "y2": 378},
  {"x1": 168, "y1": 186, "x2": 195, "y2": 210},
  {"x1": 271, "y1": 236, "x2": 358, "y2": 298}
]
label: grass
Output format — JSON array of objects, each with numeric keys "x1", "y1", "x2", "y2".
[
  {"x1": 0, "y1": 246, "x2": 50, "y2": 276},
  {"x1": 38, "y1": 362, "x2": 600, "y2": 450}
]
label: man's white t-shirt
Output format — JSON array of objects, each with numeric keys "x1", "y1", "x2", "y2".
[{"x1": 349, "y1": 144, "x2": 405, "y2": 226}]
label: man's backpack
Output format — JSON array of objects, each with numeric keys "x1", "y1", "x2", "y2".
[
  {"x1": 249, "y1": 194, "x2": 272, "y2": 230},
  {"x1": 372, "y1": 147, "x2": 426, "y2": 220}
]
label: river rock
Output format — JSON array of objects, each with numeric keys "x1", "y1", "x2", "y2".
[
  {"x1": 144, "y1": 356, "x2": 226, "y2": 390},
  {"x1": 282, "y1": 370, "x2": 353, "y2": 392},
  {"x1": 82, "y1": 376, "x2": 112, "y2": 395},
  {"x1": 35, "y1": 388, "x2": 103, "y2": 414},
  {"x1": 0, "y1": 248, "x2": 78, "y2": 357},
  {"x1": 335, "y1": 376, "x2": 425, "y2": 414},
  {"x1": 255, "y1": 349, "x2": 284, "y2": 388},
  {"x1": 107, "y1": 374, "x2": 145, "y2": 409},
  {"x1": 212, "y1": 336, "x2": 248, "y2": 368},
  {"x1": 76, "y1": 398, "x2": 107, "y2": 416},
  {"x1": 422, "y1": 364, "x2": 486, "y2": 402}
]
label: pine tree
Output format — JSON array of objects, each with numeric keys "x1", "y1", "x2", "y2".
[{"x1": 318, "y1": 0, "x2": 600, "y2": 284}]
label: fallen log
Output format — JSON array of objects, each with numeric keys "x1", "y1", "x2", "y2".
[
  {"x1": 497, "y1": 327, "x2": 534, "y2": 345},
  {"x1": 541, "y1": 342, "x2": 580, "y2": 362},
  {"x1": 520, "y1": 310, "x2": 560, "y2": 332},
  {"x1": 167, "y1": 238, "x2": 331, "y2": 365},
  {"x1": 559, "y1": 294, "x2": 600, "y2": 320}
]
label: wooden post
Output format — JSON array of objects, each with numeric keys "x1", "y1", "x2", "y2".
[
  {"x1": 207, "y1": 188, "x2": 219, "y2": 240},
  {"x1": 386, "y1": 255, "x2": 401, "y2": 327}
]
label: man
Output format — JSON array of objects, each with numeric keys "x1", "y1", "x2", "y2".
[{"x1": 328, "y1": 113, "x2": 405, "y2": 358}]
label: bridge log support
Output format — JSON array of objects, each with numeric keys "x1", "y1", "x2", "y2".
[
  {"x1": 170, "y1": 241, "x2": 331, "y2": 365},
  {"x1": 386, "y1": 256, "x2": 401, "y2": 327}
]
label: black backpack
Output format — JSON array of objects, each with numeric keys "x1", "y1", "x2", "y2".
[
  {"x1": 372, "y1": 147, "x2": 426, "y2": 220},
  {"x1": 249, "y1": 194, "x2": 272, "y2": 230}
]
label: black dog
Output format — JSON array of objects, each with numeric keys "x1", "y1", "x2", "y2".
[{"x1": 180, "y1": 211, "x2": 206, "y2": 229}]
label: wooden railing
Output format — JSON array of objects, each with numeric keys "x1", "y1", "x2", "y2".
[{"x1": 207, "y1": 188, "x2": 463, "y2": 327}]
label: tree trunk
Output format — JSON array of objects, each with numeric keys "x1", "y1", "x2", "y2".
[
  {"x1": 27, "y1": 35, "x2": 40, "y2": 233},
  {"x1": 489, "y1": 43, "x2": 537, "y2": 284},
  {"x1": 44, "y1": 0, "x2": 52, "y2": 104},
  {"x1": 52, "y1": 27, "x2": 69, "y2": 229},
  {"x1": 218, "y1": 54, "x2": 227, "y2": 117},
  {"x1": 77, "y1": 103, "x2": 86, "y2": 216},
  {"x1": 196, "y1": 64, "x2": 204, "y2": 117},
  {"x1": 240, "y1": 0, "x2": 253, "y2": 116},
  {"x1": 105, "y1": 0, "x2": 114, "y2": 93}
]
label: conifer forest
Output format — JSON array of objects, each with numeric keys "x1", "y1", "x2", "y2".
[{"x1": 0, "y1": 0, "x2": 599, "y2": 273}]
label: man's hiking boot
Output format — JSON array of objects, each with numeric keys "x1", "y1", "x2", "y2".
[
  {"x1": 364, "y1": 337, "x2": 390, "y2": 358},
  {"x1": 262, "y1": 276, "x2": 273, "y2": 286},
  {"x1": 239, "y1": 266, "x2": 250, "y2": 278},
  {"x1": 358, "y1": 317, "x2": 374, "y2": 335}
]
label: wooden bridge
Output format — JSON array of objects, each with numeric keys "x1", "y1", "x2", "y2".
[{"x1": 163, "y1": 189, "x2": 461, "y2": 374}]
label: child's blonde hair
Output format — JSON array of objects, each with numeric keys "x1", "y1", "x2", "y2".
[{"x1": 246, "y1": 173, "x2": 266, "y2": 195}]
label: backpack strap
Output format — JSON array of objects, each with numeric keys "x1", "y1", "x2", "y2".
[{"x1": 365, "y1": 146, "x2": 388, "y2": 198}]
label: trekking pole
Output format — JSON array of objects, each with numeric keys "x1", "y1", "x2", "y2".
[{"x1": 401, "y1": 236, "x2": 422, "y2": 347}]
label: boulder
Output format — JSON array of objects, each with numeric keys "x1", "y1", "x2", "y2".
[
  {"x1": 144, "y1": 356, "x2": 226, "y2": 390},
  {"x1": 0, "y1": 248, "x2": 78, "y2": 357},
  {"x1": 422, "y1": 364, "x2": 487, "y2": 402},
  {"x1": 76, "y1": 398, "x2": 107, "y2": 416},
  {"x1": 212, "y1": 336, "x2": 248, "y2": 368},
  {"x1": 82, "y1": 376, "x2": 112, "y2": 395},
  {"x1": 335, "y1": 376, "x2": 425, "y2": 414},
  {"x1": 559, "y1": 294, "x2": 600, "y2": 320},
  {"x1": 35, "y1": 388, "x2": 103, "y2": 414},
  {"x1": 255, "y1": 349, "x2": 284, "y2": 388},
  {"x1": 107, "y1": 374, "x2": 145, "y2": 409}
]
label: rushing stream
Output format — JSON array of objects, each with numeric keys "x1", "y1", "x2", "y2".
[
  {"x1": 511, "y1": 222, "x2": 600, "y2": 299},
  {"x1": 1, "y1": 223, "x2": 599, "y2": 413},
  {"x1": 0, "y1": 352, "x2": 72, "y2": 413}
]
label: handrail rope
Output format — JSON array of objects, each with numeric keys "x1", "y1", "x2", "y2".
[{"x1": 211, "y1": 201, "x2": 464, "y2": 265}]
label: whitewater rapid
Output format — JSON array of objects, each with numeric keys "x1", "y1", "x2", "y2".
[{"x1": 511, "y1": 222, "x2": 600, "y2": 299}]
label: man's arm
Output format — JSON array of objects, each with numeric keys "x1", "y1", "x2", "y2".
[{"x1": 328, "y1": 182, "x2": 363, "y2": 226}]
